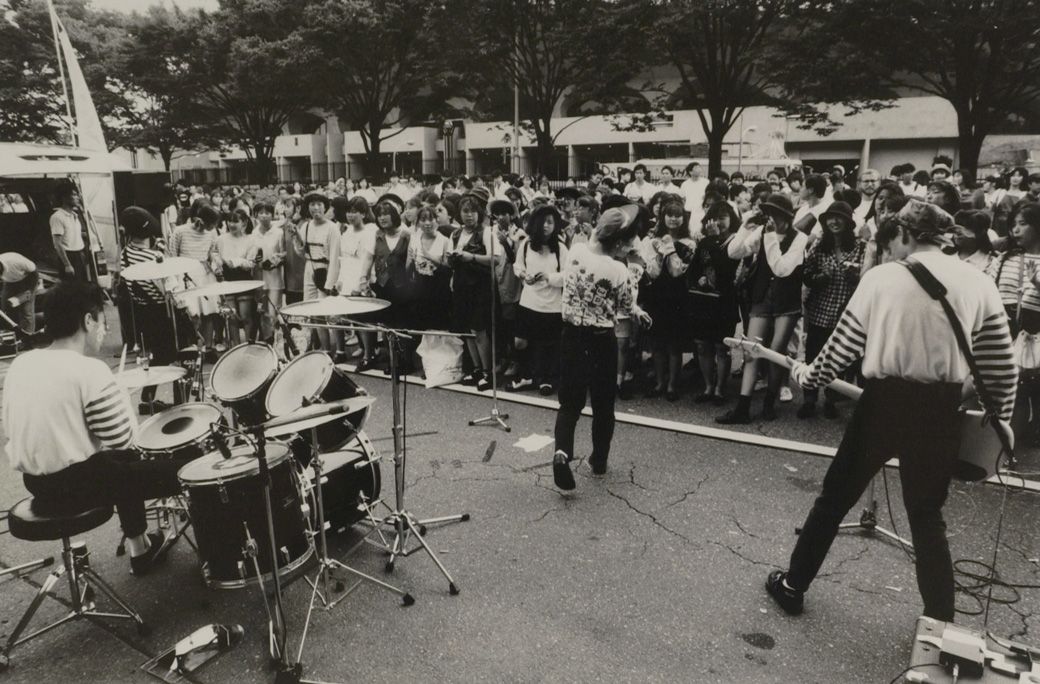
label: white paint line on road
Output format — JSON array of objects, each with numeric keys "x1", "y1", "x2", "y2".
[{"x1": 342, "y1": 365, "x2": 1040, "y2": 494}]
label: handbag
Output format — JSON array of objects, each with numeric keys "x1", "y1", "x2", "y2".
[{"x1": 899, "y1": 258, "x2": 1015, "y2": 478}]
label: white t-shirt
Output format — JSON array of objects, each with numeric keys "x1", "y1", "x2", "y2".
[
  {"x1": 50, "y1": 208, "x2": 84, "y2": 251},
  {"x1": 852, "y1": 196, "x2": 873, "y2": 227},
  {"x1": 337, "y1": 223, "x2": 378, "y2": 294},
  {"x1": 680, "y1": 177, "x2": 708, "y2": 213},
  {"x1": 561, "y1": 243, "x2": 634, "y2": 328},
  {"x1": 624, "y1": 180, "x2": 656, "y2": 204},
  {"x1": 4, "y1": 349, "x2": 137, "y2": 475},
  {"x1": 253, "y1": 226, "x2": 285, "y2": 290},
  {"x1": 515, "y1": 240, "x2": 568, "y2": 313},
  {"x1": 0, "y1": 252, "x2": 36, "y2": 283},
  {"x1": 408, "y1": 231, "x2": 450, "y2": 276}
]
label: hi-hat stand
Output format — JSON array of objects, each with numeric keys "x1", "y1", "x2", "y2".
[{"x1": 296, "y1": 318, "x2": 469, "y2": 593}]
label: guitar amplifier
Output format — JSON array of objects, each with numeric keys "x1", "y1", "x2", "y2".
[{"x1": 905, "y1": 616, "x2": 1040, "y2": 682}]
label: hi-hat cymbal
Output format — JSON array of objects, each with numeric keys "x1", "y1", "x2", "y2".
[
  {"x1": 261, "y1": 396, "x2": 377, "y2": 438},
  {"x1": 120, "y1": 257, "x2": 199, "y2": 281},
  {"x1": 183, "y1": 280, "x2": 264, "y2": 298},
  {"x1": 115, "y1": 365, "x2": 187, "y2": 390},
  {"x1": 281, "y1": 296, "x2": 390, "y2": 318}
]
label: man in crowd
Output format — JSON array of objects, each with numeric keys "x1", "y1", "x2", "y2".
[
  {"x1": 681, "y1": 161, "x2": 709, "y2": 224},
  {"x1": 50, "y1": 180, "x2": 90, "y2": 282},
  {"x1": 793, "y1": 173, "x2": 832, "y2": 240},
  {"x1": 0, "y1": 251, "x2": 38, "y2": 333},
  {"x1": 853, "y1": 168, "x2": 880, "y2": 227}
]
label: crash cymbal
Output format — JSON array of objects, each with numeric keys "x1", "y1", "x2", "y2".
[
  {"x1": 120, "y1": 257, "x2": 199, "y2": 281},
  {"x1": 281, "y1": 296, "x2": 390, "y2": 318},
  {"x1": 115, "y1": 365, "x2": 187, "y2": 390},
  {"x1": 183, "y1": 280, "x2": 264, "y2": 298},
  {"x1": 261, "y1": 396, "x2": 377, "y2": 438}
]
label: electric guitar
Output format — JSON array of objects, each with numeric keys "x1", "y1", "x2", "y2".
[{"x1": 723, "y1": 336, "x2": 1006, "y2": 482}]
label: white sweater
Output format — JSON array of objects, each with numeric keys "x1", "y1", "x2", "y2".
[{"x1": 514, "y1": 241, "x2": 567, "y2": 313}]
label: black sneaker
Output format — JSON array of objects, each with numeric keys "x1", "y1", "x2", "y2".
[
  {"x1": 538, "y1": 383, "x2": 554, "y2": 396},
  {"x1": 460, "y1": 372, "x2": 481, "y2": 387},
  {"x1": 823, "y1": 402, "x2": 840, "y2": 419},
  {"x1": 476, "y1": 376, "x2": 492, "y2": 392},
  {"x1": 716, "y1": 408, "x2": 751, "y2": 425},
  {"x1": 796, "y1": 403, "x2": 816, "y2": 420},
  {"x1": 355, "y1": 357, "x2": 375, "y2": 372},
  {"x1": 552, "y1": 450, "x2": 575, "y2": 490},
  {"x1": 617, "y1": 383, "x2": 633, "y2": 400},
  {"x1": 765, "y1": 570, "x2": 804, "y2": 615},
  {"x1": 761, "y1": 403, "x2": 777, "y2": 421},
  {"x1": 588, "y1": 459, "x2": 607, "y2": 476},
  {"x1": 130, "y1": 532, "x2": 171, "y2": 577}
]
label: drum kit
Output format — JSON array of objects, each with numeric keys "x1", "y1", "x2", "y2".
[{"x1": 119, "y1": 260, "x2": 469, "y2": 682}]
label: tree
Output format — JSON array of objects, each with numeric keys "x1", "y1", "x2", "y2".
[
  {"x1": 177, "y1": 0, "x2": 322, "y2": 183},
  {"x1": 452, "y1": 0, "x2": 647, "y2": 174},
  {"x1": 304, "y1": 0, "x2": 455, "y2": 177},
  {"x1": 800, "y1": 0, "x2": 1040, "y2": 174},
  {"x1": 623, "y1": 0, "x2": 849, "y2": 177},
  {"x1": 104, "y1": 6, "x2": 221, "y2": 170},
  {"x1": 0, "y1": 0, "x2": 127, "y2": 144}
]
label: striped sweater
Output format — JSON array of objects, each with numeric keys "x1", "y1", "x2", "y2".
[{"x1": 794, "y1": 251, "x2": 1016, "y2": 422}]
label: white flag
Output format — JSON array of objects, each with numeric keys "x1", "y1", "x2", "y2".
[{"x1": 49, "y1": 1, "x2": 106, "y2": 151}]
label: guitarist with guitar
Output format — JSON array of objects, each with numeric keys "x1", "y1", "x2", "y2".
[{"x1": 765, "y1": 199, "x2": 1017, "y2": 623}]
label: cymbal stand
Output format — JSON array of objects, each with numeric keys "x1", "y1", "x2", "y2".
[
  {"x1": 469, "y1": 226, "x2": 509, "y2": 432},
  {"x1": 296, "y1": 318, "x2": 469, "y2": 593},
  {"x1": 834, "y1": 475, "x2": 913, "y2": 548},
  {"x1": 295, "y1": 429, "x2": 414, "y2": 680}
]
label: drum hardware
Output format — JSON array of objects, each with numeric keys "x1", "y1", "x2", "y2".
[
  {"x1": 287, "y1": 316, "x2": 469, "y2": 593},
  {"x1": 293, "y1": 427, "x2": 413, "y2": 679}
]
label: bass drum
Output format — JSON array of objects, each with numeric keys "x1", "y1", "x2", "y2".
[
  {"x1": 300, "y1": 431, "x2": 381, "y2": 534},
  {"x1": 177, "y1": 442, "x2": 313, "y2": 589},
  {"x1": 136, "y1": 402, "x2": 224, "y2": 460},
  {"x1": 209, "y1": 343, "x2": 279, "y2": 426},
  {"x1": 265, "y1": 351, "x2": 370, "y2": 451}
]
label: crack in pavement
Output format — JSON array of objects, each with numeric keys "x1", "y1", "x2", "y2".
[
  {"x1": 728, "y1": 513, "x2": 758, "y2": 539},
  {"x1": 604, "y1": 486, "x2": 694, "y2": 545},
  {"x1": 705, "y1": 538, "x2": 777, "y2": 569},
  {"x1": 528, "y1": 506, "x2": 567, "y2": 524},
  {"x1": 816, "y1": 543, "x2": 870, "y2": 579},
  {"x1": 665, "y1": 473, "x2": 711, "y2": 509}
]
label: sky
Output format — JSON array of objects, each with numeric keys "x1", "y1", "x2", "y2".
[{"x1": 89, "y1": 0, "x2": 218, "y2": 12}]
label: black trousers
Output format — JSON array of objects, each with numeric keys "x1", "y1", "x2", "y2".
[
  {"x1": 554, "y1": 324, "x2": 617, "y2": 467},
  {"x1": 23, "y1": 450, "x2": 190, "y2": 538},
  {"x1": 787, "y1": 377, "x2": 962, "y2": 621}
]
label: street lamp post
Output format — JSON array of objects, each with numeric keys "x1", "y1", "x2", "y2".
[
  {"x1": 737, "y1": 125, "x2": 757, "y2": 174},
  {"x1": 443, "y1": 120, "x2": 456, "y2": 173}
]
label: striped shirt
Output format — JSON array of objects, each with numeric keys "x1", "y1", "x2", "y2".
[
  {"x1": 169, "y1": 223, "x2": 218, "y2": 269},
  {"x1": 120, "y1": 243, "x2": 165, "y2": 305},
  {"x1": 3, "y1": 349, "x2": 137, "y2": 474},
  {"x1": 794, "y1": 251, "x2": 1016, "y2": 422},
  {"x1": 986, "y1": 252, "x2": 1040, "y2": 315}
]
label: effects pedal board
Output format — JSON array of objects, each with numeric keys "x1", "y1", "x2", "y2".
[{"x1": 906, "y1": 616, "x2": 1040, "y2": 682}]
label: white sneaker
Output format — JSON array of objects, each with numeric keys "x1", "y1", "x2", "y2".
[
  {"x1": 779, "y1": 386, "x2": 794, "y2": 403},
  {"x1": 753, "y1": 378, "x2": 768, "y2": 392}
]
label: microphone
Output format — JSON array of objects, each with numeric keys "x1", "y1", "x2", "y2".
[{"x1": 211, "y1": 425, "x2": 233, "y2": 460}]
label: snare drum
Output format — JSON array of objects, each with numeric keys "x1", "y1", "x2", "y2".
[
  {"x1": 209, "y1": 343, "x2": 279, "y2": 425},
  {"x1": 136, "y1": 402, "x2": 224, "y2": 460},
  {"x1": 301, "y1": 432, "x2": 381, "y2": 533},
  {"x1": 177, "y1": 442, "x2": 313, "y2": 589},
  {"x1": 265, "y1": 351, "x2": 370, "y2": 451}
]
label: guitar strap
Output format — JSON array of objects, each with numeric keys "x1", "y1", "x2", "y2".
[{"x1": 899, "y1": 258, "x2": 1014, "y2": 460}]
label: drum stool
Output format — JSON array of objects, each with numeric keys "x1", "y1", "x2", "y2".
[{"x1": 1, "y1": 497, "x2": 148, "y2": 671}]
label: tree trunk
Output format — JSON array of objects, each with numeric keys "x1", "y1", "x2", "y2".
[
  {"x1": 955, "y1": 109, "x2": 986, "y2": 176},
  {"x1": 249, "y1": 143, "x2": 276, "y2": 184},
  {"x1": 364, "y1": 124, "x2": 383, "y2": 179},
  {"x1": 706, "y1": 127, "x2": 726, "y2": 178},
  {"x1": 159, "y1": 145, "x2": 173, "y2": 172}
]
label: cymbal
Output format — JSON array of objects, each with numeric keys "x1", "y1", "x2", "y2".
[
  {"x1": 261, "y1": 396, "x2": 376, "y2": 438},
  {"x1": 281, "y1": 296, "x2": 390, "y2": 318},
  {"x1": 115, "y1": 365, "x2": 187, "y2": 390},
  {"x1": 120, "y1": 257, "x2": 199, "y2": 281},
  {"x1": 183, "y1": 280, "x2": 264, "y2": 298}
]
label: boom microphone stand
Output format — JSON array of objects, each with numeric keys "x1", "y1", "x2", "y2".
[{"x1": 469, "y1": 225, "x2": 510, "y2": 432}]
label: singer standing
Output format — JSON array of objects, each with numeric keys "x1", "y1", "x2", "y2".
[{"x1": 552, "y1": 204, "x2": 651, "y2": 490}]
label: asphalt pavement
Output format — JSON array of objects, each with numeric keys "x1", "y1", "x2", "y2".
[{"x1": 0, "y1": 317, "x2": 1037, "y2": 683}]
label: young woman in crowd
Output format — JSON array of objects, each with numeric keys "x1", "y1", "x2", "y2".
[
  {"x1": 987, "y1": 202, "x2": 1040, "y2": 445},
  {"x1": 169, "y1": 202, "x2": 222, "y2": 361},
  {"x1": 278, "y1": 196, "x2": 306, "y2": 306},
  {"x1": 335, "y1": 195, "x2": 379, "y2": 365},
  {"x1": 718, "y1": 194, "x2": 808, "y2": 424},
  {"x1": 449, "y1": 194, "x2": 498, "y2": 392},
  {"x1": 355, "y1": 177, "x2": 378, "y2": 204},
  {"x1": 406, "y1": 205, "x2": 453, "y2": 332},
  {"x1": 288, "y1": 192, "x2": 340, "y2": 350},
  {"x1": 1008, "y1": 167, "x2": 1030, "y2": 201},
  {"x1": 509, "y1": 204, "x2": 567, "y2": 394},
  {"x1": 436, "y1": 196, "x2": 461, "y2": 237},
  {"x1": 952, "y1": 209, "x2": 995, "y2": 271},
  {"x1": 797, "y1": 201, "x2": 865, "y2": 420},
  {"x1": 215, "y1": 208, "x2": 259, "y2": 344},
  {"x1": 370, "y1": 201, "x2": 414, "y2": 334},
  {"x1": 519, "y1": 175, "x2": 537, "y2": 203},
  {"x1": 642, "y1": 197, "x2": 696, "y2": 401},
  {"x1": 689, "y1": 201, "x2": 741, "y2": 405},
  {"x1": 251, "y1": 202, "x2": 285, "y2": 344}
]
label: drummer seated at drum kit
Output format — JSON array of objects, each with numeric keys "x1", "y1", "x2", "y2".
[{"x1": 3, "y1": 282, "x2": 191, "y2": 576}]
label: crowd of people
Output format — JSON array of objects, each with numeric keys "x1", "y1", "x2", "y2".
[{"x1": 117, "y1": 158, "x2": 1040, "y2": 445}]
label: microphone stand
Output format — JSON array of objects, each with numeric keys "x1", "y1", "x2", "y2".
[{"x1": 469, "y1": 225, "x2": 510, "y2": 432}]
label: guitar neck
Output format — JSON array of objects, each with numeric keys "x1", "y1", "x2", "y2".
[{"x1": 723, "y1": 337, "x2": 863, "y2": 400}]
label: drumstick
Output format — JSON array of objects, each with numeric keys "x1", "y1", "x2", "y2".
[{"x1": 118, "y1": 343, "x2": 127, "y2": 375}]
